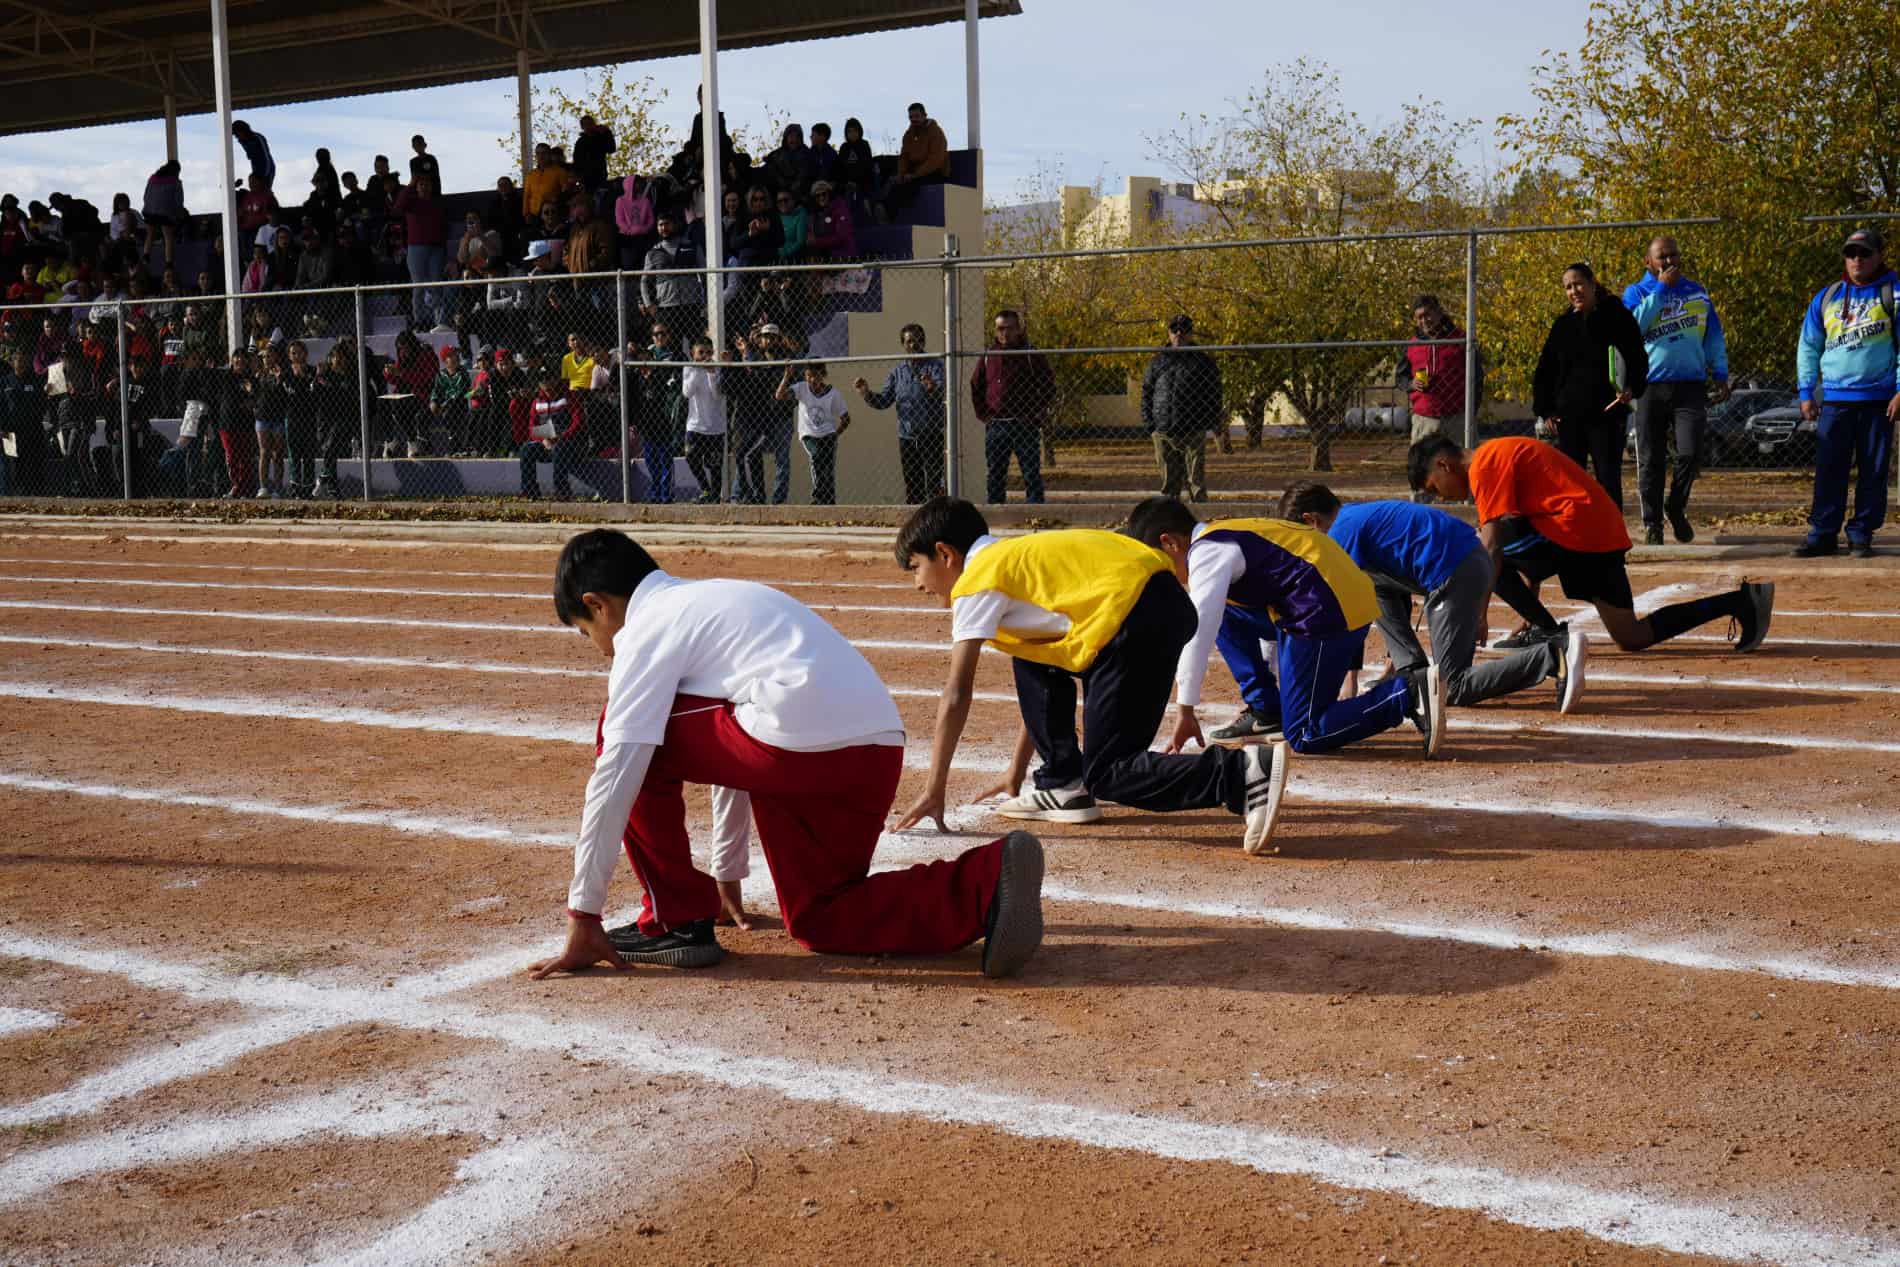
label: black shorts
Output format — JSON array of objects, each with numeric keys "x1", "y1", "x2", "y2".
[{"x1": 1499, "y1": 528, "x2": 1634, "y2": 609}]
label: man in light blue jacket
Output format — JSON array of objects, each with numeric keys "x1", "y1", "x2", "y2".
[
  {"x1": 1623, "y1": 236, "x2": 1729, "y2": 545},
  {"x1": 1794, "y1": 227, "x2": 1900, "y2": 559}
]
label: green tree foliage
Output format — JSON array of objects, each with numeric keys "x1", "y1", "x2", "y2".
[
  {"x1": 1146, "y1": 60, "x2": 1474, "y2": 468},
  {"x1": 1493, "y1": 0, "x2": 1900, "y2": 391},
  {"x1": 500, "y1": 66, "x2": 676, "y2": 180}
]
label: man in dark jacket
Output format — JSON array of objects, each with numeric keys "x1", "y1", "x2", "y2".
[
  {"x1": 1140, "y1": 314, "x2": 1223, "y2": 502},
  {"x1": 969, "y1": 309, "x2": 1054, "y2": 504},
  {"x1": 572, "y1": 116, "x2": 618, "y2": 201},
  {"x1": 1531, "y1": 262, "x2": 1647, "y2": 510}
]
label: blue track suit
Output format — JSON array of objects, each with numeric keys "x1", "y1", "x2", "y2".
[
  {"x1": 1175, "y1": 519, "x2": 1408, "y2": 755},
  {"x1": 1623, "y1": 274, "x2": 1729, "y2": 531},
  {"x1": 1796, "y1": 270, "x2": 1900, "y2": 547}
]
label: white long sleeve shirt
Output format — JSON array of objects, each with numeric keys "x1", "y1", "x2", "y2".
[
  {"x1": 683, "y1": 364, "x2": 728, "y2": 436},
  {"x1": 1174, "y1": 524, "x2": 1250, "y2": 709},
  {"x1": 566, "y1": 571, "x2": 902, "y2": 915}
]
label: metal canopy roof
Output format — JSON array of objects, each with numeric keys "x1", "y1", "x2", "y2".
[{"x1": 0, "y1": 0, "x2": 1021, "y2": 137}]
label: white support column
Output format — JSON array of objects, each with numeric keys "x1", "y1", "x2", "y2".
[
  {"x1": 964, "y1": 0, "x2": 981, "y2": 151},
  {"x1": 698, "y1": 0, "x2": 724, "y2": 353},
  {"x1": 209, "y1": 0, "x2": 242, "y2": 352},
  {"x1": 163, "y1": 93, "x2": 178, "y2": 164},
  {"x1": 517, "y1": 50, "x2": 533, "y2": 179}
]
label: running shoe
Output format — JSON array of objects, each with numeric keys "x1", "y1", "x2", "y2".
[
  {"x1": 1208, "y1": 707, "x2": 1285, "y2": 747},
  {"x1": 981, "y1": 831, "x2": 1045, "y2": 979},
  {"x1": 995, "y1": 782, "x2": 1103, "y2": 824},
  {"x1": 1406, "y1": 663, "x2": 1447, "y2": 758},
  {"x1": 1732, "y1": 581, "x2": 1775, "y2": 654},
  {"x1": 1555, "y1": 627, "x2": 1589, "y2": 715},
  {"x1": 1240, "y1": 741, "x2": 1291, "y2": 856},
  {"x1": 605, "y1": 917, "x2": 725, "y2": 968}
]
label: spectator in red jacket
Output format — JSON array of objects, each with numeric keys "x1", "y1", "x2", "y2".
[
  {"x1": 1398, "y1": 293, "x2": 1467, "y2": 445},
  {"x1": 518, "y1": 367, "x2": 588, "y2": 497},
  {"x1": 392, "y1": 175, "x2": 449, "y2": 328},
  {"x1": 968, "y1": 308, "x2": 1054, "y2": 504},
  {"x1": 806, "y1": 181, "x2": 857, "y2": 259}
]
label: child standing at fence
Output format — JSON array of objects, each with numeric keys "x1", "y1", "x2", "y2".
[
  {"x1": 638, "y1": 323, "x2": 686, "y2": 504},
  {"x1": 311, "y1": 346, "x2": 354, "y2": 498},
  {"x1": 253, "y1": 345, "x2": 290, "y2": 498},
  {"x1": 682, "y1": 336, "x2": 729, "y2": 504},
  {"x1": 219, "y1": 349, "x2": 259, "y2": 499},
  {"x1": 283, "y1": 339, "x2": 320, "y2": 498},
  {"x1": 779, "y1": 360, "x2": 849, "y2": 505},
  {"x1": 430, "y1": 345, "x2": 472, "y2": 455}
]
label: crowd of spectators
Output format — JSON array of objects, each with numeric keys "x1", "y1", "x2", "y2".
[{"x1": 0, "y1": 99, "x2": 965, "y2": 503}]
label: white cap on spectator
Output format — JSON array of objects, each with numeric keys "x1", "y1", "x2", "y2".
[
  {"x1": 758, "y1": 323, "x2": 782, "y2": 335},
  {"x1": 524, "y1": 239, "x2": 556, "y2": 262}
]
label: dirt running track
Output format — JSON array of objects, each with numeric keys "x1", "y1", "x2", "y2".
[{"x1": 1, "y1": 520, "x2": 1898, "y2": 1266}]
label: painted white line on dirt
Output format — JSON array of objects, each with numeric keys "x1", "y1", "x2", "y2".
[
  {"x1": 0, "y1": 1090, "x2": 446, "y2": 1206},
  {"x1": 0, "y1": 1014, "x2": 334, "y2": 1128},
  {"x1": 0, "y1": 1007, "x2": 59, "y2": 1037},
  {"x1": 7, "y1": 628, "x2": 1890, "y2": 706},
  {"x1": 0, "y1": 554, "x2": 915, "y2": 589},
  {"x1": 1451, "y1": 716, "x2": 1900, "y2": 755},
  {"x1": 0, "y1": 932, "x2": 1891, "y2": 1267},
  {"x1": 0, "y1": 598, "x2": 559, "y2": 634},
  {"x1": 9, "y1": 681, "x2": 1899, "y2": 844},
  {"x1": 10, "y1": 769, "x2": 1899, "y2": 995},
  {"x1": 1, "y1": 573, "x2": 943, "y2": 614},
  {"x1": 288, "y1": 1137, "x2": 573, "y2": 1267}
]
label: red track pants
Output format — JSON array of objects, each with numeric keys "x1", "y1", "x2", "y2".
[
  {"x1": 219, "y1": 428, "x2": 256, "y2": 497},
  {"x1": 617, "y1": 696, "x2": 1003, "y2": 955}
]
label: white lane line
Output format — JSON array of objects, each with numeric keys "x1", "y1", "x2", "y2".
[
  {"x1": 15, "y1": 596, "x2": 1895, "y2": 657},
  {"x1": 2, "y1": 574, "x2": 944, "y2": 615},
  {"x1": 0, "y1": 1007, "x2": 59, "y2": 1037},
  {"x1": 1, "y1": 932, "x2": 1891, "y2": 1267},
  {"x1": 287, "y1": 1138, "x2": 574, "y2": 1267},
  {"x1": 0, "y1": 554, "x2": 914, "y2": 589},
  {"x1": 5, "y1": 629, "x2": 1889, "y2": 706},
  {"x1": 1451, "y1": 716, "x2": 1900, "y2": 755},
  {"x1": 7, "y1": 681, "x2": 1899, "y2": 842},
  {"x1": 9, "y1": 769, "x2": 1900, "y2": 993},
  {"x1": 0, "y1": 1088, "x2": 445, "y2": 1206}
]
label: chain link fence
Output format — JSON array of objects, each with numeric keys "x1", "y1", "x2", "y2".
[{"x1": 0, "y1": 213, "x2": 1886, "y2": 511}]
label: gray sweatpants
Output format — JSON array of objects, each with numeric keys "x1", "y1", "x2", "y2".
[{"x1": 1370, "y1": 549, "x2": 1558, "y2": 707}]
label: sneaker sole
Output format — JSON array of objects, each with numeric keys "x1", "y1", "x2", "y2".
[
  {"x1": 615, "y1": 941, "x2": 725, "y2": 969},
  {"x1": 1241, "y1": 741, "x2": 1290, "y2": 856},
  {"x1": 1207, "y1": 730, "x2": 1286, "y2": 749},
  {"x1": 982, "y1": 830, "x2": 1045, "y2": 979},
  {"x1": 1558, "y1": 630, "x2": 1588, "y2": 715},
  {"x1": 995, "y1": 802, "x2": 1104, "y2": 824},
  {"x1": 1423, "y1": 662, "x2": 1447, "y2": 758},
  {"x1": 1736, "y1": 582, "x2": 1774, "y2": 653}
]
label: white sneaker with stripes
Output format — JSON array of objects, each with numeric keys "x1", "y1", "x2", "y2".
[
  {"x1": 995, "y1": 782, "x2": 1104, "y2": 824},
  {"x1": 1241, "y1": 741, "x2": 1291, "y2": 856}
]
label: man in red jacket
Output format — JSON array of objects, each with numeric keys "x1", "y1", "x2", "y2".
[
  {"x1": 968, "y1": 309, "x2": 1054, "y2": 504},
  {"x1": 1399, "y1": 294, "x2": 1466, "y2": 443}
]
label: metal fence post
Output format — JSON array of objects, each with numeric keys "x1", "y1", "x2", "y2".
[
  {"x1": 115, "y1": 301, "x2": 132, "y2": 501},
  {"x1": 353, "y1": 287, "x2": 373, "y2": 502},
  {"x1": 616, "y1": 271, "x2": 631, "y2": 505},
  {"x1": 942, "y1": 233, "x2": 962, "y2": 499},
  {"x1": 1463, "y1": 230, "x2": 1479, "y2": 452}
]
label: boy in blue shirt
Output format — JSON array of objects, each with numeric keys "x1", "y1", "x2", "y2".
[
  {"x1": 1794, "y1": 227, "x2": 1900, "y2": 559},
  {"x1": 1623, "y1": 236, "x2": 1730, "y2": 545},
  {"x1": 1279, "y1": 482, "x2": 1585, "y2": 715}
]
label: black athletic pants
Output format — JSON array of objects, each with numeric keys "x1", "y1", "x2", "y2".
[
  {"x1": 1012, "y1": 571, "x2": 1251, "y2": 813},
  {"x1": 1555, "y1": 409, "x2": 1630, "y2": 510}
]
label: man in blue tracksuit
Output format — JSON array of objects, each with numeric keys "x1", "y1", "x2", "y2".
[
  {"x1": 1279, "y1": 482, "x2": 1585, "y2": 715},
  {"x1": 1794, "y1": 227, "x2": 1900, "y2": 559},
  {"x1": 1623, "y1": 236, "x2": 1730, "y2": 546}
]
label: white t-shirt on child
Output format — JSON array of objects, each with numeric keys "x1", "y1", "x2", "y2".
[{"x1": 790, "y1": 381, "x2": 848, "y2": 438}]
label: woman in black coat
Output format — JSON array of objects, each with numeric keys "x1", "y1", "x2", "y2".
[{"x1": 1532, "y1": 261, "x2": 1648, "y2": 509}]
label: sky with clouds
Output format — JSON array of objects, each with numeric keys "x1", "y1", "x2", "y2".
[{"x1": 0, "y1": 0, "x2": 1594, "y2": 214}]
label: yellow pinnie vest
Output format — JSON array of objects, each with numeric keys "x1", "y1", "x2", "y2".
[{"x1": 951, "y1": 530, "x2": 1171, "y2": 673}]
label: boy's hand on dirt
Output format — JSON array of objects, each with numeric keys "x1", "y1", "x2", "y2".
[
  {"x1": 971, "y1": 772, "x2": 1023, "y2": 803},
  {"x1": 527, "y1": 916, "x2": 626, "y2": 979},
  {"x1": 893, "y1": 790, "x2": 948, "y2": 832},
  {"x1": 1164, "y1": 707, "x2": 1204, "y2": 753},
  {"x1": 715, "y1": 879, "x2": 753, "y2": 931}
]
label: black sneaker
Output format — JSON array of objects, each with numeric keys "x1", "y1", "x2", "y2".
[
  {"x1": 1732, "y1": 581, "x2": 1775, "y2": 654},
  {"x1": 606, "y1": 917, "x2": 725, "y2": 968},
  {"x1": 1643, "y1": 525, "x2": 1664, "y2": 546},
  {"x1": 1850, "y1": 540, "x2": 1874, "y2": 559},
  {"x1": 1493, "y1": 622, "x2": 1567, "y2": 651},
  {"x1": 1208, "y1": 707, "x2": 1284, "y2": 747},
  {"x1": 1791, "y1": 539, "x2": 1837, "y2": 558},
  {"x1": 982, "y1": 831, "x2": 1044, "y2": 979},
  {"x1": 1667, "y1": 508, "x2": 1695, "y2": 544}
]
